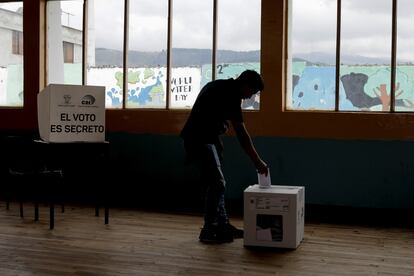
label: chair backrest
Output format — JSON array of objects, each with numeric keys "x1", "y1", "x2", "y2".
[{"x1": 4, "y1": 135, "x2": 45, "y2": 174}]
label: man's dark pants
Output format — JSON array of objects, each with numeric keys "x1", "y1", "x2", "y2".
[{"x1": 184, "y1": 142, "x2": 228, "y2": 226}]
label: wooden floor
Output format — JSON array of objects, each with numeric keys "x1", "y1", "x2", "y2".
[{"x1": 1, "y1": 202, "x2": 414, "y2": 275}]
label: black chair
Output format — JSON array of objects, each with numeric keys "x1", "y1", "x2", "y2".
[{"x1": 3, "y1": 135, "x2": 64, "y2": 227}]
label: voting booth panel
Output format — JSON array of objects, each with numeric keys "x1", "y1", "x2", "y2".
[
  {"x1": 244, "y1": 185, "x2": 305, "y2": 249},
  {"x1": 38, "y1": 84, "x2": 105, "y2": 143}
]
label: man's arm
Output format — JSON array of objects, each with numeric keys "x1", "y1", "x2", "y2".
[{"x1": 232, "y1": 121, "x2": 268, "y2": 175}]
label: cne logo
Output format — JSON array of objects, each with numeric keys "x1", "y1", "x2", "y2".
[
  {"x1": 63, "y1": 94, "x2": 71, "y2": 104},
  {"x1": 81, "y1": 94, "x2": 96, "y2": 105}
]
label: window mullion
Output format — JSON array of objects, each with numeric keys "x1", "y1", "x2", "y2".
[
  {"x1": 83, "y1": 0, "x2": 87, "y2": 85},
  {"x1": 390, "y1": 0, "x2": 398, "y2": 113},
  {"x1": 166, "y1": 0, "x2": 172, "y2": 109},
  {"x1": 335, "y1": 0, "x2": 341, "y2": 112},
  {"x1": 122, "y1": 0, "x2": 129, "y2": 109},
  {"x1": 212, "y1": 0, "x2": 217, "y2": 80}
]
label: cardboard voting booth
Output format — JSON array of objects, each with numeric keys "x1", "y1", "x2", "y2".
[
  {"x1": 244, "y1": 185, "x2": 305, "y2": 249},
  {"x1": 38, "y1": 84, "x2": 105, "y2": 143}
]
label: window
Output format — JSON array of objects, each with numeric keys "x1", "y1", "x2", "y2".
[
  {"x1": 170, "y1": 0, "x2": 213, "y2": 109},
  {"x1": 396, "y1": 0, "x2": 414, "y2": 112},
  {"x1": 84, "y1": 0, "x2": 262, "y2": 110},
  {"x1": 86, "y1": 0, "x2": 125, "y2": 109},
  {"x1": 289, "y1": 0, "x2": 337, "y2": 111},
  {"x1": 63, "y1": 41, "x2": 74, "y2": 63},
  {"x1": 43, "y1": 1, "x2": 263, "y2": 110},
  {"x1": 288, "y1": 0, "x2": 414, "y2": 113},
  {"x1": 47, "y1": 0, "x2": 83, "y2": 85},
  {"x1": 12, "y1": 30, "x2": 23, "y2": 55},
  {"x1": 217, "y1": 0, "x2": 261, "y2": 110},
  {"x1": 0, "y1": 2, "x2": 24, "y2": 107},
  {"x1": 4, "y1": 0, "x2": 410, "y2": 139},
  {"x1": 127, "y1": 0, "x2": 168, "y2": 109}
]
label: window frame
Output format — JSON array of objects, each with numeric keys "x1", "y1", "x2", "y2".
[
  {"x1": 2, "y1": 0, "x2": 414, "y2": 140},
  {"x1": 0, "y1": 0, "x2": 37, "y2": 130},
  {"x1": 280, "y1": 0, "x2": 414, "y2": 140},
  {"x1": 83, "y1": 0, "x2": 259, "y2": 111},
  {"x1": 82, "y1": 0, "x2": 263, "y2": 134},
  {"x1": 286, "y1": 0, "x2": 400, "y2": 113},
  {"x1": 48, "y1": 0, "x2": 414, "y2": 140}
]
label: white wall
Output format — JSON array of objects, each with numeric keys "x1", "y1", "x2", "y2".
[{"x1": 0, "y1": 9, "x2": 23, "y2": 67}]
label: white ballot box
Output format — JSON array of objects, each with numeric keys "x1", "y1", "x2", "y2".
[
  {"x1": 38, "y1": 84, "x2": 105, "y2": 143},
  {"x1": 244, "y1": 185, "x2": 305, "y2": 249}
]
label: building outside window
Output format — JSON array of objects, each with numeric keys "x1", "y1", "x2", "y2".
[
  {"x1": 0, "y1": 2, "x2": 24, "y2": 107},
  {"x1": 47, "y1": 0, "x2": 83, "y2": 85}
]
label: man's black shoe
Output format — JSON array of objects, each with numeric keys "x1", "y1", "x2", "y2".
[
  {"x1": 199, "y1": 225, "x2": 234, "y2": 244},
  {"x1": 223, "y1": 223, "x2": 244, "y2": 239}
]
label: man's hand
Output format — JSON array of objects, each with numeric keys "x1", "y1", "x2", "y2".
[{"x1": 256, "y1": 159, "x2": 268, "y2": 176}]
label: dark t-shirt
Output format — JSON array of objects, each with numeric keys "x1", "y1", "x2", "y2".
[{"x1": 180, "y1": 78, "x2": 243, "y2": 145}]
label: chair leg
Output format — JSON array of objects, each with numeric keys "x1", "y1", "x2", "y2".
[
  {"x1": 34, "y1": 202, "x2": 39, "y2": 221},
  {"x1": 105, "y1": 207, "x2": 109, "y2": 225},
  {"x1": 50, "y1": 202, "x2": 54, "y2": 230},
  {"x1": 19, "y1": 201, "x2": 24, "y2": 218}
]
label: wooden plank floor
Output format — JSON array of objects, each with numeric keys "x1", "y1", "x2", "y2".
[{"x1": 1, "y1": 202, "x2": 414, "y2": 275}]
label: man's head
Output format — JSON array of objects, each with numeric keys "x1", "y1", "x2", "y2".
[{"x1": 236, "y1": 70, "x2": 264, "y2": 99}]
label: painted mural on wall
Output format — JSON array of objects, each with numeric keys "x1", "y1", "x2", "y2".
[
  {"x1": 0, "y1": 63, "x2": 260, "y2": 110},
  {"x1": 87, "y1": 67, "x2": 123, "y2": 108},
  {"x1": 125, "y1": 68, "x2": 166, "y2": 108},
  {"x1": 291, "y1": 62, "x2": 414, "y2": 112},
  {"x1": 170, "y1": 68, "x2": 202, "y2": 109},
  {"x1": 3, "y1": 62, "x2": 414, "y2": 112},
  {"x1": 87, "y1": 63, "x2": 259, "y2": 109},
  {"x1": 88, "y1": 67, "x2": 202, "y2": 109}
]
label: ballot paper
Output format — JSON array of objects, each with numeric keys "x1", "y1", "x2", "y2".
[{"x1": 258, "y1": 171, "x2": 271, "y2": 188}]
